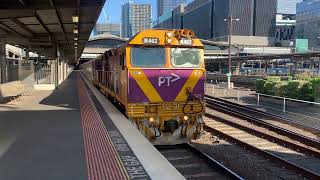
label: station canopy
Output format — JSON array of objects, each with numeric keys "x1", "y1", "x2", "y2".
[{"x1": 0, "y1": 0, "x2": 105, "y2": 63}]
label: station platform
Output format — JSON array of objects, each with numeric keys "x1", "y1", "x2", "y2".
[{"x1": 0, "y1": 72, "x2": 184, "y2": 180}]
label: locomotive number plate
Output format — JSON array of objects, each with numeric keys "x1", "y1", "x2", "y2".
[
  {"x1": 179, "y1": 38, "x2": 193, "y2": 45},
  {"x1": 142, "y1": 37, "x2": 160, "y2": 45}
]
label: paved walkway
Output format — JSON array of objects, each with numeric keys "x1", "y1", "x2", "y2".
[{"x1": 0, "y1": 73, "x2": 87, "y2": 180}]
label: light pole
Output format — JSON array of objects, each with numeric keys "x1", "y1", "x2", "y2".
[
  {"x1": 224, "y1": 15, "x2": 239, "y2": 89},
  {"x1": 317, "y1": 35, "x2": 320, "y2": 76}
]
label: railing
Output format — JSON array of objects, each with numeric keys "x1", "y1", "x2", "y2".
[
  {"x1": 207, "y1": 82, "x2": 251, "y2": 103},
  {"x1": 256, "y1": 93, "x2": 320, "y2": 112},
  {"x1": 207, "y1": 81, "x2": 320, "y2": 114},
  {"x1": 35, "y1": 64, "x2": 54, "y2": 84}
]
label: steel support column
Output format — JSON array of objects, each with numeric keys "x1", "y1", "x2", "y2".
[
  {"x1": 55, "y1": 44, "x2": 59, "y2": 88},
  {"x1": 236, "y1": 60, "x2": 241, "y2": 75},
  {"x1": 25, "y1": 48, "x2": 29, "y2": 60},
  {"x1": 0, "y1": 36, "x2": 6, "y2": 83},
  {"x1": 294, "y1": 59, "x2": 298, "y2": 76},
  {"x1": 317, "y1": 57, "x2": 320, "y2": 76},
  {"x1": 265, "y1": 60, "x2": 268, "y2": 75}
]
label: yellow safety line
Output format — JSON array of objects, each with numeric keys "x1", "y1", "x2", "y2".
[
  {"x1": 129, "y1": 69, "x2": 163, "y2": 102},
  {"x1": 175, "y1": 70, "x2": 203, "y2": 101}
]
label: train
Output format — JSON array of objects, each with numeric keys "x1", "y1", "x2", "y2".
[{"x1": 80, "y1": 29, "x2": 206, "y2": 145}]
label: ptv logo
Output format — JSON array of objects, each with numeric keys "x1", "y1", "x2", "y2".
[{"x1": 158, "y1": 73, "x2": 180, "y2": 87}]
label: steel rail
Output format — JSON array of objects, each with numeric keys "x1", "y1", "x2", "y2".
[
  {"x1": 205, "y1": 94, "x2": 320, "y2": 133},
  {"x1": 205, "y1": 113, "x2": 320, "y2": 158},
  {"x1": 204, "y1": 125, "x2": 320, "y2": 180},
  {"x1": 205, "y1": 97, "x2": 320, "y2": 150},
  {"x1": 155, "y1": 143, "x2": 244, "y2": 180}
]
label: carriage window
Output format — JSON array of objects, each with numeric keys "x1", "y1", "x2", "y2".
[
  {"x1": 171, "y1": 48, "x2": 200, "y2": 67},
  {"x1": 131, "y1": 47, "x2": 165, "y2": 67}
]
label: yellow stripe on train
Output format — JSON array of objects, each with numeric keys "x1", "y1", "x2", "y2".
[
  {"x1": 129, "y1": 69, "x2": 163, "y2": 103},
  {"x1": 175, "y1": 70, "x2": 203, "y2": 101}
]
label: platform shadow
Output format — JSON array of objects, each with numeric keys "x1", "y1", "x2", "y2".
[{"x1": 0, "y1": 109, "x2": 87, "y2": 180}]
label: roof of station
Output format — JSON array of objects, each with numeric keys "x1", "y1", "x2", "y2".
[
  {"x1": 89, "y1": 34, "x2": 128, "y2": 42},
  {"x1": 82, "y1": 34, "x2": 128, "y2": 55},
  {"x1": 0, "y1": 0, "x2": 105, "y2": 63},
  {"x1": 200, "y1": 39, "x2": 238, "y2": 55}
]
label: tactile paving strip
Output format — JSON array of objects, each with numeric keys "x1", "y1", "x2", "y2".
[{"x1": 77, "y1": 73, "x2": 150, "y2": 180}]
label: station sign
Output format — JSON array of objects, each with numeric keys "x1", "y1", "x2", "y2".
[
  {"x1": 179, "y1": 38, "x2": 193, "y2": 45},
  {"x1": 142, "y1": 37, "x2": 160, "y2": 45}
]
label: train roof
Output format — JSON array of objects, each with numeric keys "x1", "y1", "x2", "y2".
[
  {"x1": 99, "y1": 29, "x2": 204, "y2": 59},
  {"x1": 124, "y1": 29, "x2": 204, "y2": 48}
]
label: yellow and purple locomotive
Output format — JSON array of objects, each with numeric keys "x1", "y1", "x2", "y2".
[{"x1": 81, "y1": 29, "x2": 205, "y2": 145}]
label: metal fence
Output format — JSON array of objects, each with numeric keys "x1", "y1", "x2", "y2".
[
  {"x1": 256, "y1": 93, "x2": 320, "y2": 112},
  {"x1": 34, "y1": 64, "x2": 54, "y2": 84},
  {"x1": 206, "y1": 82, "x2": 320, "y2": 119}
]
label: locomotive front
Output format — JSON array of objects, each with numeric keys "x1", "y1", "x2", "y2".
[{"x1": 126, "y1": 29, "x2": 205, "y2": 145}]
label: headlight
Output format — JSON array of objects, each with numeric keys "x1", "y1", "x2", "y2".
[{"x1": 149, "y1": 117, "x2": 155, "y2": 123}]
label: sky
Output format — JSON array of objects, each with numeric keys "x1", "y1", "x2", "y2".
[{"x1": 97, "y1": 0, "x2": 193, "y2": 23}]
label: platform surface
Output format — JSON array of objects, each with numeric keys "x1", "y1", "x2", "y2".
[{"x1": 0, "y1": 72, "x2": 184, "y2": 180}]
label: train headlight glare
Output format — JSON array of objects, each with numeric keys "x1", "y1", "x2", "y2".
[
  {"x1": 183, "y1": 116, "x2": 189, "y2": 121},
  {"x1": 149, "y1": 117, "x2": 155, "y2": 123},
  {"x1": 166, "y1": 32, "x2": 173, "y2": 37}
]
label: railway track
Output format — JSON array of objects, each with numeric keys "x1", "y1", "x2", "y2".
[
  {"x1": 204, "y1": 96, "x2": 320, "y2": 179},
  {"x1": 155, "y1": 143, "x2": 244, "y2": 180},
  {"x1": 205, "y1": 94, "x2": 320, "y2": 134},
  {"x1": 205, "y1": 95, "x2": 320, "y2": 150}
]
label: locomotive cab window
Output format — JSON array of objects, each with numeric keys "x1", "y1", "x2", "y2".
[
  {"x1": 131, "y1": 47, "x2": 165, "y2": 67},
  {"x1": 171, "y1": 48, "x2": 200, "y2": 67}
]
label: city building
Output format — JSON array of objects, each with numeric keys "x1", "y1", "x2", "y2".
[
  {"x1": 121, "y1": 1, "x2": 152, "y2": 38},
  {"x1": 183, "y1": 0, "x2": 214, "y2": 39},
  {"x1": 214, "y1": 0, "x2": 277, "y2": 38},
  {"x1": 296, "y1": 0, "x2": 320, "y2": 51},
  {"x1": 92, "y1": 23, "x2": 121, "y2": 37},
  {"x1": 154, "y1": 4, "x2": 185, "y2": 29},
  {"x1": 154, "y1": 0, "x2": 277, "y2": 42},
  {"x1": 277, "y1": 0, "x2": 302, "y2": 15},
  {"x1": 157, "y1": 0, "x2": 187, "y2": 17},
  {"x1": 274, "y1": 0, "x2": 302, "y2": 47},
  {"x1": 275, "y1": 14, "x2": 296, "y2": 46}
]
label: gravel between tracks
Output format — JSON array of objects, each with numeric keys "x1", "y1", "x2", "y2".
[
  {"x1": 221, "y1": 102, "x2": 320, "y2": 141},
  {"x1": 191, "y1": 132, "x2": 304, "y2": 180}
]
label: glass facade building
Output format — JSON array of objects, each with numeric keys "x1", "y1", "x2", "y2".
[
  {"x1": 277, "y1": 0, "x2": 302, "y2": 15},
  {"x1": 296, "y1": 0, "x2": 320, "y2": 50},
  {"x1": 154, "y1": 0, "x2": 277, "y2": 39},
  {"x1": 157, "y1": 0, "x2": 187, "y2": 17},
  {"x1": 214, "y1": 0, "x2": 277, "y2": 38},
  {"x1": 121, "y1": 2, "x2": 152, "y2": 38}
]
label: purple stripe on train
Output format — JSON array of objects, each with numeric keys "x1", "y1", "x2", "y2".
[
  {"x1": 192, "y1": 74, "x2": 205, "y2": 100},
  {"x1": 128, "y1": 69, "x2": 204, "y2": 103},
  {"x1": 143, "y1": 69, "x2": 192, "y2": 102},
  {"x1": 128, "y1": 73, "x2": 149, "y2": 103}
]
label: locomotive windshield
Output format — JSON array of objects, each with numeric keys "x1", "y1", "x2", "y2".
[
  {"x1": 131, "y1": 47, "x2": 165, "y2": 67},
  {"x1": 171, "y1": 48, "x2": 200, "y2": 67}
]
